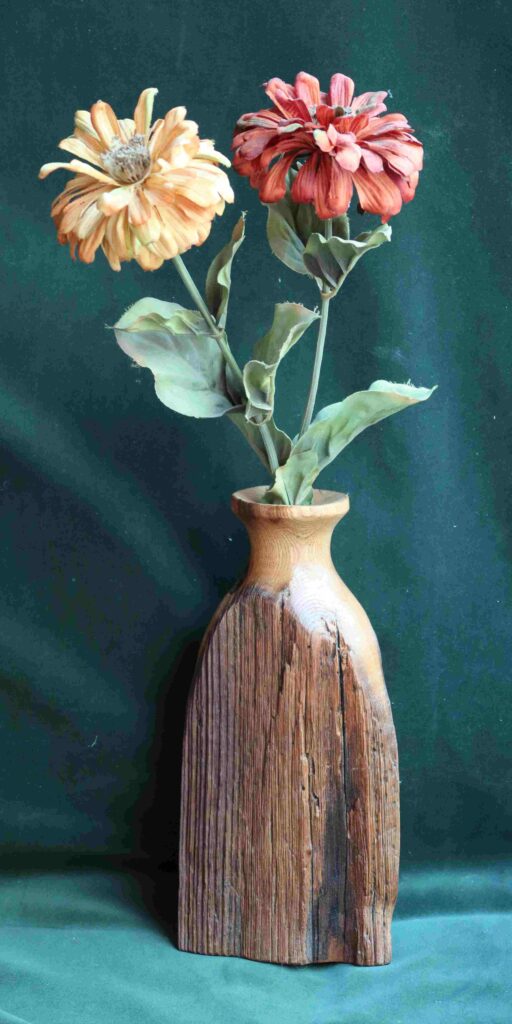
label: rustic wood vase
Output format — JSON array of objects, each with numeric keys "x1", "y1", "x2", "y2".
[{"x1": 178, "y1": 487, "x2": 400, "y2": 966}]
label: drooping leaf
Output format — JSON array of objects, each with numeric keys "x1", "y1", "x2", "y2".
[
  {"x1": 114, "y1": 296, "x2": 186, "y2": 327},
  {"x1": 265, "y1": 170, "x2": 349, "y2": 278},
  {"x1": 295, "y1": 379, "x2": 437, "y2": 470},
  {"x1": 227, "y1": 409, "x2": 292, "y2": 471},
  {"x1": 263, "y1": 449, "x2": 319, "y2": 505},
  {"x1": 242, "y1": 303, "x2": 319, "y2": 423},
  {"x1": 268, "y1": 380, "x2": 437, "y2": 503},
  {"x1": 114, "y1": 298, "x2": 232, "y2": 418},
  {"x1": 266, "y1": 198, "x2": 309, "y2": 276},
  {"x1": 302, "y1": 223, "x2": 392, "y2": 295},
  {"x1": 205, "y1": 214, "x2": 246, "y2": 328}
]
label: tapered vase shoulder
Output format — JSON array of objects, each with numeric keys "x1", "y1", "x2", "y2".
[{"x1": 179, "y1": 488, "x2": 400, "y2": 966}]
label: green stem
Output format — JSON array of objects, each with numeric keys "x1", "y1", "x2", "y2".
[
  {"x1": 299, "y1": 294, "x2": 331, "y2": 437},
  {"x1": 172, "y1": 254, "x2": 281, "y2": 482},
  {"x1": 173, "y1": 254, "x2": 241, "y2": 384},
  {"x1": 298, "y1": 220, "x2": 333, "y2": 438},
  {"x1": 259, "y1": 422, "x2": 279, "y2": 474}
]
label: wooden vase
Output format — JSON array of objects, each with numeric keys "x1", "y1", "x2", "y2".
[{"x1": 178, "y1": 487, "x2": 399, "y2": 965}]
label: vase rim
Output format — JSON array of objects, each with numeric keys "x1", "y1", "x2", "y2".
[{"x1": 231, "y1": 486, "x2": 350, "y2": 520}]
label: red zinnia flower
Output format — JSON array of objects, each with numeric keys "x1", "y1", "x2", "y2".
[{"x1": 232, "y1": 72, "x2": 423, "y2": 222}]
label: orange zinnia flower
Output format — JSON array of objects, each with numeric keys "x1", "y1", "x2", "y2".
[
  {"x1": 232, "y1": 72, "x2": 423, "y2": 222},
  {"x1": 39, "y1": 88, "x2": 234, "y2": 270}
]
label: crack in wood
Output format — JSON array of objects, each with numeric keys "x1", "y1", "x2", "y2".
[{"x1": 335, "y1": 623, "x2": 350, "y2": 957}]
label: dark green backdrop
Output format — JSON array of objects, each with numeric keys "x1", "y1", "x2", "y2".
[{"x1": 2, "y1": 0, "x2": 511, "y2": 879}]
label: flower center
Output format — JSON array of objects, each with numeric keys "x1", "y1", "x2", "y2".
[{"x1": 101, "y1": 134, "x2": 151, "y2": 184}]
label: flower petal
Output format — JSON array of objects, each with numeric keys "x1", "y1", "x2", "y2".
[
  {"x1": 352, "y1": 166, "x2": 403, "y2": 220},
  {"x1": 149, "y1": 106, "x2": 188, "y2": 159},
  {"x1": 57, "y1": 135, "x2": 105, "y2": 167},
  {"x1": 334, "y1": 143, "x2": 362, "y2": 172},
  {"x1": 264, "y1": 78, "x2": 310, "y2": 120},
  {"x1": 197, "y1": 139, "x2": 231, "y2": 167},
  {"x1": 133, "y1": 87, "x2": 158, "y2": 139},
  {"x1": 98, "y1": 187, "x2": 133, "y2": 215},
  {"x1": 73, "y1": 111, "x2": 103, "y2": 152},
  {"x1": 313, "y1": 155, "x2": 334, "y2": 218},
  {"x1": 315, "y1": 104, "x2": 336, "y2": 128},
  {"x1": 75, "y1": 201, "x2": 104, "y2": 240},
  {"x1": 366, "y1": 137, "x2": 424, "y2": 172},
  {"x1": 328, "y1": 160, "x2": 353, "y2": 214},
  {"x1": 127, "y1": 189, "x2": 154, "y2": 226},
  {"x1": 258, "y1": 152, "x2": 297, "y2": 202},
  {"x1": 58, "y1": 187, "x2": 106, "y2": 235},
  {"x1": 353, "y1": 90, "x2": 388, "y2": 115},
  {"x1": 78, "y1": 220, "x2": 107, "y2": 263},
  {"x1": 131, "y1": 205, "x2": 162, "y2": 245},
  {"x1": 291, "y1": 152, "x2": 321, "y2": 203},
  {"x1": 101, "y1": 240, "x2": 122, "y2": 271},
  {"x1": 236, "y1": 109, "x2": 284, "y2": 130},
  {"x1": 361, "y1": 148, "x2": 384, "y2": 173},
  {"x1": 117, "y1": 118, "x2": 136, "y2": 142},
  {"x1": 313, "y1": 129, "x2": 333, "y2": 153},
  {"x1": 51, "y1": 176, "x2": 106, "y2": 219},
  {"x1": 391, "y1": 169, "x2": 419, "y2": 204},
  {"x1": 90, "y1": 101, "x2": 121, "y2": 147},
  {"x1": 294, "y1": 72, "x2": 321, "y2": 107},
  {"x1": 39, "y1": 160, "x2": 115, "y2": 185},
  {"x1": 104, "y1": 208, "x2": 131, "y2": 261},
  {"x1": 233, "y1": 126, "x2": 274, "y2": 160},
  {"x1": 327, "y1": 74, "x2": 355, "y2": 108},
  {"x1": 357, "y1": 113, "x2": 409, "y2": 139},
  {"x1": 136, "y1": 245, "x2": 164, "y2": 270}
]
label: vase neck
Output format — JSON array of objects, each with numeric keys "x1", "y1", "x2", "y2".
[{"x1": 231, "y1": 487, "x2": 349, "y2": 591}]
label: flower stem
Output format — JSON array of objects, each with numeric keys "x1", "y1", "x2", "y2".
[
  {"x1": 259, "y1": 422, "x2": 280, "y2": 473},
  {"x1": 172, "y1": 254, "x2": 241, "y2": 383},
  {"x1": 299, "y1": 299, "x2": 331, "y2": 437},
  {"x1": 172, "y1": 254, "x2": 281, "y2": 481},
  {"x1": 299, "y1": 219, "x2": 333, "y2": 438}
]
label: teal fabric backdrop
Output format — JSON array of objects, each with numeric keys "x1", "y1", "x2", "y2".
[{"x1": 1, "y1": 0, "x2": 511, "y2": 1019}]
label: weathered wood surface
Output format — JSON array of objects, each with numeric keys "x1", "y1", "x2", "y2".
[{"x1": 178, "y1": 488, "x2": 399, "y2": 965}]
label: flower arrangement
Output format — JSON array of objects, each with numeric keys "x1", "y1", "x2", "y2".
[{"x1": 39, "y1": 75, "x2": 436, "y2": 505}]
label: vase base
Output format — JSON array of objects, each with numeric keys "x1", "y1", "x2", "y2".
[{"x1": 177, "y1": 937, "x2": 392, "y2": 967}]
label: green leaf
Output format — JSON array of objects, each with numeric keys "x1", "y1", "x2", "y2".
[
  {"x1": 296, "y1": 203, "x2": 350, "y2": 246},
  {"x1": 263, "y1": 449, "x2": 319, "y2": 505},
  {"x1": 303, "y1": 223, "x2": 392, "y2": 295},
  {"x1": 266, "y1": 199, "x2": 310, "y2": 276},
  {"x1": 265, "y1": 169, "x2": 388, "y2": 293},
  {"x1": 205, "y1": 214, "x2": 245, "y2": 328},
  {"x1": 114, "y1": 298, "x2": 232, "y2": 418},
  {"x1": 295, "y1": 380, "x2": 437, "y2": 471},
  {"x1": 265, "y1": 171, "x2": 349, "y2": 278},
  {"x1": 269, "y1": 380, "x2": 437, "y2": 504},
  {"x1": 227, "y1": 409, "x2": 292, "y2": 471},
  {"x1": 242, "y1": 303, "x2": 319, "y2": 423}
]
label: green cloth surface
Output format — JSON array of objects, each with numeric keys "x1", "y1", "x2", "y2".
[{"x1": 0, "y1": 865, "x2": 510, "y2": 1023}]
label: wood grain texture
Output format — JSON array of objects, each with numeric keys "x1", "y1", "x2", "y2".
[{"x1": 178, "y1": 488, "x2": 399, "y2": 965}]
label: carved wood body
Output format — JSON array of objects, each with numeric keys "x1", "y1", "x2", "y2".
[{"x1": 178, "y1": 488, "x2": 399, "y2": 965}]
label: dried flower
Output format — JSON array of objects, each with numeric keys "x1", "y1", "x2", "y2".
[
  {"x1": 232, "y1": 72, "x2": 423, "y2": 222},
  {"x1": 39, "y1": 88, "x2": 234, "y2": 270}
]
